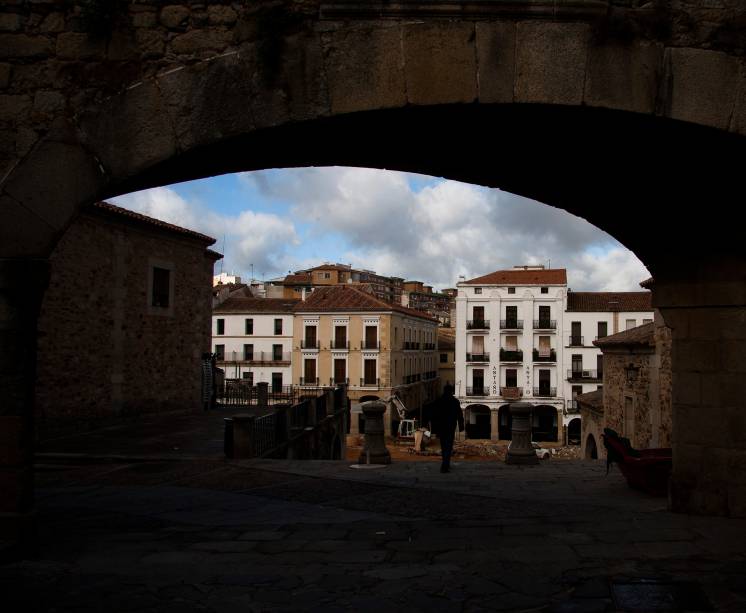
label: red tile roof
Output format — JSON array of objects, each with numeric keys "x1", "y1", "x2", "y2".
[
  {"x1": 576, "y1": 389, "x2": 604, "y2": 411},
  {"x1": 567, "y1": 292, "x2": 652, "y2": 312},
  {"x1": 593, "y1": 322, "x2": 655, "y2": 348},
  {"x1": 463, "y1": 268, "x2": 567, "y2": 285},
  {"x1": 282, "y1": 274, "x2": 313, "y2": 285},
  {"x1": 294, "y1": 286, "x2": 436, "y2": 321},
  {"x1": 213, "y1": 296, "x2": 300, "y2": 314},
  {"x1": 91, "y1": 201, "x2": 216, "y2": 244}
]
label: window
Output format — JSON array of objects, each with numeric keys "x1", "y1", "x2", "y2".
[
  {"x1": 324, "y1": 272, "x2": 331, "y2": 279},
  {"x1": 334, "y1": 358, "x2": 346, "y2": 384},
  {"x1": 303, "y1": 359, "x2": 316, "y2": 384},
  {"x1": 505, "y1": 369, "x2": 517, "y2": 388},
  {"x1": 538, "y1": 335, "x2": 551, "y2": 358},
  {"x1": 473, "y1": 368, "x2": 485, "y2": 392},
  {"x1": 541, "y1": 287, "x2": 548, "y2": 294},
  {"x1": 152, "y1": 266, "x2": 170, "y2": 308},
  {"x1": 272, "y1": 372, "x2": 283, "y2": 392},
  {"x1": 474, "y1": 287, "x2": 482, "y2": 294},
  {"x1": 571, "y1": 354, "x2": 582, "y2": 374},
  {"x1": 597, "y1": 354, "x2": 604, "y2": 377},
  {"x1": 216, "y1": 318, "x2": 225, "y2": 335},
  {"x1": 507, "y1": 287, "x2": 515, "y2": 294},
  {"x1": 214, "y1": 344, "x2": 225, "y2": 360},
  {"x1": 570, "y1": 321, "x2": 581, "y2": 346},
  {"x1": 473, "y1": 306, "x2": 484, "y2": 325},
  {"x1": 334, "y1": 325, "x2": 347, "y2": 349},
  {"x1": 505, "y1": 335, "x2": 517, "y2": 351},
  {"x1": 626, "y1": 319, "x2": 636, "y2": 330},
  {"x1": 272, "y1": 344, "x2": 283, "y2": 361},
  {"x1": 243, "y1": 344, "x2": 253, "y2": 361},
  {"x1": 304, "y1": 325, "x2": 317, "y2": 348},
  {"x1": 440, "y1": 353, "x2": 448, "y2": 363},
  {"x1": 597, "y1": 321, "x2": 607, "y2": 339},
  {"x1": 364, "y1": 359, "x2": 377, "y2": 385},
  {"x1": 538, "y1": 369, "x2": 551, "y2": 394},
  {"x1": 245, "y1": 318, "x2": 253, "y2": 335},
  {"x1": 505, "y1": 305, "x2": 517, "y2": 326},
  {"x1": 364, "y1": 325, "x2": 378, "y2": 349},
  {"x1": 242, "y1": 372, "x2": 254, "y2": 384},
  {"x1": 538, "y1": 305, "x2": 551, "y2": 326},
  {"x1": 643, "y1": 318, "x2": 653, "y2": 325},
  {"x1": 274, "y1": 318, "x2": 282, "y2": 335}
]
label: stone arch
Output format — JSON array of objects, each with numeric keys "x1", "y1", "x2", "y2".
[
  {"x1": 465, "y1": 404, "x2": 491, "y2": 440},
  {"x1": 532, "y1": 405, "x2": 559, "y2": 443},
  {"x1": 568, "y1": 418, "x2": 582, "y2": 446},
  {"x1": 498, "y1": 405, "x2": 512, "y2": 441},
  {"x1": 586, "y1": 434, "x2": 599, "y2": 460}
]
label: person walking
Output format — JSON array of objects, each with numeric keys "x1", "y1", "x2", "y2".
[{"x1": 432, "y1": 383, "x2": 464, "y2": 473}]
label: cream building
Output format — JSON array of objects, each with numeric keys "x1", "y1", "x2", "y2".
[{"x1": 293, "y1": 286, "x2": 439, "y2": 435}]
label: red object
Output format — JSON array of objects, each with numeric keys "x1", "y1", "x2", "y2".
[{"x1": 602, "y1": 434, "x2": 672, "y2": 496}]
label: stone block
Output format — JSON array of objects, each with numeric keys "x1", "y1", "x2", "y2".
[
  {"x1": 39, "y1": 12, "x2": 65, "y2": 33},
  {"x1": 584, "y1": 41, "x2": 663, "y2": 114},
  {"x1": 674, "y1": 340, "x2": 720, "y2": 372},
  {"x1": 728, "y1": 483, "x2": 746, "y2": 517},
  {"x1": 402, "y1": 22, "x2": 478, "y2": 105},
  {"x1": 671, "y1": 371, "x2": 700, "y2": 406},
  {"x1": 0, "y1": 416, "x2": 26, "y2": 466},
  {"x1": 0, "y1": 34, "x2": 51, "y2": 59},
  {"x1": 0, "y1": 63, "x2": 10, "y2": 89},
  {"x1": 55, "y1": 32, "x2": 106, "y2": 60},
  {"x1": 0, "y1": 467, "x2": 32, "y2": 513},
  {"x1": 0, "y1": 94, "x2": 30, "y2": 123},
  {"x1": 32, "y1": 89, "x2": 64, "y2": 114},
  {"x1": 323, "y1": 25, "x2": 406, "y2": 115},
  {"x1": 157, "y1": 52, "x2": 255, "y2": 151},
  {"x1": 131, "y1": 11, "x2": 157, "y2": 28},
  {"x1": 730, "y1": 60, "x2": 746, "y2": 136},
  {"x1": 134, "y1": 29, "x2": 165, "y2": 59},
  {"x1": 0, "y1": 195, "x2": 57, "y2": 258},
  {"x1": 160, "y1": 5, "x2": 190, "y2": 29},
  {"x1": 77, "y1": 79, "x2": 176, "y2": 180},
  {"x1": 170, "y1": 28, "x2": 232, "y2": 56},
  {"x1": 0, "y1": 13, "x2": 22, "y2": 32},
  {"x1": 208, "y1": 5, "x2": 237, "y2": 25},
  {"x1": 475, "y1": 21, "x2": 516, "y2": 104},
  {"x1": 665, "y1": 47, "x2": 739, "y2": 131},
  {"x1": 515, "y1": 21, "x2": 589, "y2": 105}
]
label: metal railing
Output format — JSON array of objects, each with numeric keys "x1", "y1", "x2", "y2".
[
  {"x1": 329, "y1": 377, "x2": 349, "y2": 386},
  {"x1": 567, "y1": 369, "x2": 602, "y2": 380},
  {"x1": 217, "y1": 350, "x2": 292, "y2": 364},
  {"x1": 299, "y1": 377, "x2": 319, "y2": 386},
  {"x1": 359, "y1": 377, "x2": 380, "y2": 387},
  {"x1": 533, "y1": 319, "x2": 557, "y2": 329},
  {"x1": 500, "y1": 386, "x2": 522, "y2": 399},
  {"x1": 466, "y1": 387, "x2": 486, "y2": 396},
  {"x1": 466, "y1": 319, "x2": 490, "y2": 330},
  {"x1": 532, "y1": 348, "x2": 557, "y2": 362},
  {"x1": 500, "y1": 319, "x2": 523, "y2": 329},
  {"x1": 568, "y1": 336, "x2": 584, "y2": 346},
  {"x1": 566, "y1": 400, "x2": 581, "y2": 413},
  {"x1": 499, "y1": 349, "x2": 523, "y2": 362},
  {"x1": 423, "y1": 370, "x2": 438, "y2": 380},
  {"x1": 466, "y1": 352, "x2": 490, "y2": 362},
  {"x1": 533, "y1": 387, "x2": 557, "y2": 397},
  {"x1": 423, "y1": 343, "x2": 436, "y2": 350},
  {"x1": 331, "y1": 339, "x2": 349, "y2": 349},
  {"x1": 362, "y1": 340, "x2": 381, "y2": 350},
  {"x1": 301, "y1": 339, "x2": 319, "y2": 349},
  {"x1": 217, "y1": 381, "x2": 297, "y2": 407}
]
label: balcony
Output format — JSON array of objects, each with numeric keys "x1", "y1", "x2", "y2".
[
  {"x1": 567, "y1": 369, "x2": 602, "y2": 381},
  {"x1": 499, "y1": 349, "x2": 523, "y2": 362},
  {"x1": 423, "y1": 342, "x2": 436, "y2": 350},
  {"x1": 499, "y1": 319, "x2": 523, "y2": 330},
  {"x1": 532, "y1": 348, "x2": 557, "y2": 362},
  {"x1": 500, "y1": 386, "x2": 522, "y2": 399},
  {"x1": 362, "y1": 339, "x2": 381, "y2": 350},
  {"x1": 466, "y1": 352, "x2": 490, "y2": 362},
  {"x1": 403, "y1": 341, "x2": 418, "y2": 350},
  {"x1": 533, "y1": 387, "x2": 557, "y2": 397},
  {"x1": 404, "y1": 373, "x2": 423, "y2": 384},
  {"x1": 533, "y1": 319, "x2": 557, "y2": 330},
  {"x1": 466, "y1": 387, "x2": 487, "y2": 397},
  {"x1": 329, "y1": 377, "x2": 350, "y2": 386},
  {"x1": 360, "y1": 377, "x2": 380, "y2": 388},
  {"x1": 299, "y1": 377, "x2": 319, "y2": 386},
  {"x1": 331, "y1": 339, "x2": 349, "y2": 350},
  {"x1": 240, "y1": 351, "x2": 291, "y2": 364},
  {"x1": 466, "y1": 319, "x2": 490, "y2": 330},
  {"x1": 423, "y1": 370, "x2": 438, "y2": 380},
  {"x1": 568, "y1": 335, "x2": 584, "y2": 347},
  {"x1": 301, "y1": 339, "x2": 319, "y2": 349},
  {"x1": 566, "y1": 400, "x2": 581, "y2": 414}
]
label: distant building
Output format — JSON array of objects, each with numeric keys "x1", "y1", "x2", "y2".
[
  {"x1": 213, "y1": 272, "x2": 241, "y2": 286},
  {"x1": 292, "y1": 286, "x2": 439, "y2": 435},
  {"x1": 455, "y1": 265, "x2": 653, "y2": 443},
  {"x1": 401, "y1": 281, "x2": 454, "y2": 326},
  {"x1": 437, "y1": 328, "x2": 456, "y2": 393},
  {"x1": 580, "y1": 311, "x2": 672, "y2": 460},
  {"x1": 212, "y1": 297, "x2": 298, "y2": 389},
  {"x1": 36, "y1": 201, "x2": 221, "y2": 437}
]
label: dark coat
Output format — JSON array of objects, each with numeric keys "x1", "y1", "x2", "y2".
[{"x1": 431, "y1": 393, "x2": 464, "y2": 438}]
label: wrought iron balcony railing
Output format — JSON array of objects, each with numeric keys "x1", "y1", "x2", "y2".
[
  {"x1": 359, "y1": 377, "x2": 380, "y2": 387},
  {"x1": 299, "y1": 377, "x2": 319, "y2": 386},
  {"x1": 567, "y1": 369, "x2": 602, "y2": 381},
  {"x1": 362, "y1": 340, "x2": 380, "y2": 350},
  {"x1": 466, "y1": 387, "x2": 487, "y2": 397},
  {"x1": 331, "y1": 339, "x2": 349, "y2": 349},
  {"x1": 499, "y1": 319, "x2": 523, "y2": 329},
  {"x1": 533, "y1": 319, "x2": 557, "y2": 330},
  {"x1": 300, "y1": 340, "x2": 319, "y2": 349},
  {"x1": 532, "y1": 348, "x2": 557, "y2": 362},
  {"x1": 533, "y1": 387, "x2": 557, "y2": 397},
  {"x1": 499, "y1": 349, "x2": 523, "y2": 362},
  {"x1": 568, "y1": 335, "x2": 584, "y2": 346},
  {"x1": 466, "y1": 319, "x2": 490, "y2": 330},
  {"x1": 466, "y1": 352, "x2": 490, "y2": 362}
]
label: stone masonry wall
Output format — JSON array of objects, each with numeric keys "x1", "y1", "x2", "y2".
[
  {"x1": 602, "y1": 350, "x2": 654, "y2": 448},
  {"x1": 35, "y1": 210, "x2": 215, "y2": 438}
]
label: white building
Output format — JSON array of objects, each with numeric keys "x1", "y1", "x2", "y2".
[
  {"x1": 213, "y1": 272, "x2": 242, "y2": 286},
  {"x1": 212, "y1": 296, "x2": 298, "y2": 390},
  {"x1": 455, "y1": 266, "x2": 652, "y2": 444}
]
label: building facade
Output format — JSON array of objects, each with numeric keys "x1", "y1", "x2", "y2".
[
  {"x1": 212, "y1": 297, "x2": 298, "y2": 389},
  {"x1": 437, "y1": 328, "x2": 456, "y2": 393},
  {"x1": 402, "y1": 281, "x2": 454, "y2": 326},
  {"x1": 36, "y1": 201, "x2": 220, "y2": 438},
  {"x1": 292, "y1": 286, "x2": 439, "y2": 434},
  {"x1": 455, "y1": 266, "x2": 653, "y2": 443}
]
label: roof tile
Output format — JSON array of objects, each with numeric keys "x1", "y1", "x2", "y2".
[
  {"x1": 294, "y1": 286, "x2": 436, "y2": 321},
  {"x1": 213, "y1": 297, "x2": 300, "y2": 314},
  {"x1": 463, "y1": 268, "x2": 567, "y2": 285},
  {"x1": 567, "y1": 292, "x2": 652, "y2": 312}
]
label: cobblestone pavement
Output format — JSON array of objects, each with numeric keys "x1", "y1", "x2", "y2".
[{"x1": 4, "y1": 458, "x2": 746, "y2": 612}]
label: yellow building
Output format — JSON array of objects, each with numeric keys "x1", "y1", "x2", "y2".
[{"x1": 292, "y1": 286, "x2": 439, "y2": 434}]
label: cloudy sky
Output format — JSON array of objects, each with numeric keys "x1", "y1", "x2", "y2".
[{"x1": 113, "y1": 167, "x2": 649, "y2": 291}]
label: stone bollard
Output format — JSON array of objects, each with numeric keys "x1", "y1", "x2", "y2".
[
  {"x1": 505, "y1": 402, "x2": 539, "y2": 465},
  {"x1": 257, "y1": 381, "x2": 269, "y2": 408},
  {"x1": 357, "y1": 401, "x2": 391, "y2": 465},
  {"x1": 232, "y1": 414, "x2": 256, "y2": 459}
]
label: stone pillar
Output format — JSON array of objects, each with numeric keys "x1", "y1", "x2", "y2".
[
  {"x1": 349, "y1": 405, "x2": 360, "y2": 435},
  {"x1": 506, "y1": 402, "x2": 538, "y2": 465},
  {"x1": 0, "y1": 259, "x2": 49, "y2": 558},
  {"x1": 357, "y1": 401, "x2": 391, "y2": 464},
  {"x1": 490, "y1": 409, "x2": 499, "y2": 442},
  {"x1": 383, "y1": 403, "x2": 392, "y2": 437},
  {"x1": 655, "y1": 258, "x2": 746, "y2": 517},
  {"x1": 232, "y1": 414, "x2": 256, "y2": 459},
  {"x1": 257, "y1": 381, "x2": 269, "y2": 408}
]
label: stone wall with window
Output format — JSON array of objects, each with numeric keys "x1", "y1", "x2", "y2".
[{"x1": 35, "y1": 202, "x2": 219, "y2": 438}]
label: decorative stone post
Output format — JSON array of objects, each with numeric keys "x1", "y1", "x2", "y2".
[
  {"x1": 232, "y1": 414, "x2": 256, "y2": 459},
  {"x1": 257, "y1": 381, "x2": 269, "y2": 408},
  {"x1": 357, "y1": 401, "x2": 391, "y2": 465},
  {"x1": 505, "y1": 402, "x2": 538, "y2": 465}
]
